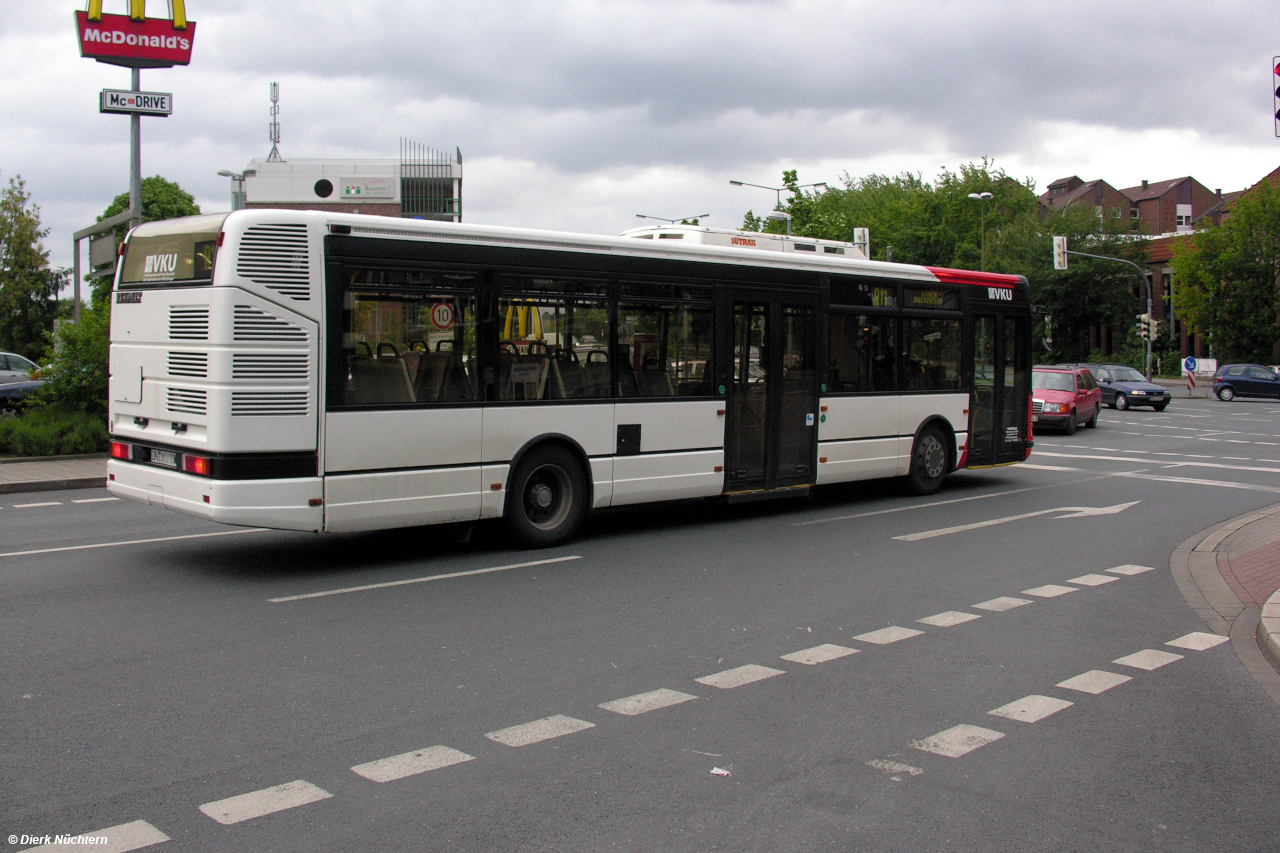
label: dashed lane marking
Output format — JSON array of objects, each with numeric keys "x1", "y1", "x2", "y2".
[
  {"x1": 0, "y1": 528, "x2": 268, "y2": 559},
  {"x1": 1166, "y1": 631, "x2": 1229, "y2": 651},
  {"x1": 12, "y1": 501, "x2": 61, "y2": 508},
  {"x1": 71, "y1": 497, "x2": 119, "y2": 504},
  {"x1": 973, "y1": 596, "x2": 1032, "y2": 612},
  {"x1": 795, "y1": 485, "x2": 1042, "y2": 527},
  {"x1": 1022, "y1": 584, "x2": 1079, "y2": 598},
  {"x1": 20, "y1": 819, "x2": 169, "y2": 851},
  {"x1": 198, "y1": 780, "x2": 332, "y2": 825},
  {"x1": 780, "y1": 643, "x2": 860, "y2": 665},
  {"x1": 1113, "y1": 649, "x2": 1183, "y2": 671},
  {"x1": 485, "y1": 714, "x2": 595, "y2": 747},
  {"x1": 866, "y1": 759, "x2": 923, "y2": 776},
  {"x1": 695, "y1": 664, "x2": 785, "y2": 689},
  {"x1": 853, "y1": 626, "x2": 925, "y2": 644},
  {"x1": 988, "y1": 695, "x2": 1074, "y2": 724},
  {"x1": 1067, "y1": 573, "x2": 1119, "y2": 586},
  {"x1": 1018, "y1": 463, "x2": 1080, "y2": 471},
  {"x1": 351, "y1": 745, "x2": 475, "y2": 783},
  {"x1": 911, "y1": 724, "x2": 1005, "y2": 758},
  {"x1": 1107, "y1": 564, "x2": 1155, "y2": 576},
  {"x1": 1056, "y1": 670, "x2": 1132, "y2": 694},
  {"x1": 599, "y1": 688, "x2": 697, "y2": 716},
  {"x1": 268, "y1": 556, "x2": 583, "y2": 602},
  {"x1": 916, "y1": 610, "x2": 982, "y2": 627}
]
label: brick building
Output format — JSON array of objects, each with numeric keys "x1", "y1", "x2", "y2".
[
  {"x1": 1038, "y1": 176, "x2": 1131, "y2": 223},
  {"x1": 1119, "y1": 176, "x2": 1219, "y2": 236}
]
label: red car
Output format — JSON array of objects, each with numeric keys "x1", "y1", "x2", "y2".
[{"x1": 1032, "y1": 366, "x2": 1101, "y2": 434}]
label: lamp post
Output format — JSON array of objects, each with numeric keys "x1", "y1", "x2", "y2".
[
  {"x1": 635, "y1": 213, "x2": 709, "y2": 224},
  {"x1": 967, "y1": 191, "x2": 993, "y2": 271},
  {"x1": 217, "y1": 169, "x2": 256, "y2": 211},
  {"x1": 730, "y1": 179, "x2": 827, "y2": 209},
  {"x1": 765, "y1": 211, "x2": 793, "y2": 236}
]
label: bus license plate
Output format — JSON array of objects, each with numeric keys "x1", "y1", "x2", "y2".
[{"x1": 149, "y1": 448, "x2": 177, "y2": 468}]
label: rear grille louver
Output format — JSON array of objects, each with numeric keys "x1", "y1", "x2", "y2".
[
  {"x1": 168, "y1": 351, "x2": 208, "y2": 378},
  {"x1": 231, "y1": 391, "x2": 308, "y2": 417},
  {"x1": 236, "y1": 224, "x2": 311, "y2": 301},
  {"x1": 169, "y1": 307, "x2": 210, "y2": 341},
  {"x1": 232, "y1": 353, "x2": 309, "y2": 381},
  {"x1": 233, "y1": 305, "x2": 307, "y2": 342},
  {"x1": 166, "y1": 387, "x2": 207, "y2": 415}
]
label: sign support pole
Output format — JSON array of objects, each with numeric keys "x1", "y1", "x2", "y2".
[
  {"x1": 1065, "y1": 249, "x2": 1154, "y2": 381},
  {"x1": 129, "y1": 67, "x2": 142, "y2": 231}
]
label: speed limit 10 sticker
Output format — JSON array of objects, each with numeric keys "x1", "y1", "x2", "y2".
[{"x1": 430, "y1": 302, "x2": 455, "y2": 331}]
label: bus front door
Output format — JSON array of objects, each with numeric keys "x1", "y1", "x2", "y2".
[
  {"x1": 724, "y1": 299, "x2": 818, "y2": 496},
  {"x1": 968, "y1": 313, "x2": 1029, "y2": 466}
]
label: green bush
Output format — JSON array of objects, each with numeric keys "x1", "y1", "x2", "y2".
[{"x1": 0, "y1": 406, "x2": 109, "y2": 456}]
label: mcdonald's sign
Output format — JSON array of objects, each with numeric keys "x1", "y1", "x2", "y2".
[{"x1": 74, "y1": 1, "x2": 196, "y2": 68}]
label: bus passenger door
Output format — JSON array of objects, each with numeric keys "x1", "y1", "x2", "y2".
[
  {"x1": 968, "y1": 313, "x2": 1029, "y2": 465},
  {"x1": 724, "y1": 298, "x2": 818, "y2": 494}
]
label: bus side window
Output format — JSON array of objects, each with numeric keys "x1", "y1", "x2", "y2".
[
  {"x1": 829, "y1": 313, "x2": 899, "y2": 393},
  {"x1": 904, "y1": 318, "x2": 962, "y2": 391},
  {"x1": 617, "y1": 288, "x2": 714, "y2": 398}
]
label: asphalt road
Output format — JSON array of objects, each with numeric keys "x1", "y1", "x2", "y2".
[{"x1": 3, "y1": 397, "x2": 1280, "y2": 852}]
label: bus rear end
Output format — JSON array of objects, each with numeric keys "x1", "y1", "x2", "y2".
[{"x1": 106, "y1": 211, "x2": 324, "y2": 531}]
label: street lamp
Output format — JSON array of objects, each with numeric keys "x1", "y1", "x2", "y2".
[
  {"x1": 766, "y1": 211, "x2": 793, "y2": 237},
  {"x1": 730, "y1": 179, "x2": 828, "y2": 208},
  {"x1": 218, "y1": 169, "x2": 256, "y2": 211},
  {"x1": 967, "y1": 191, "x2": 993, "y2": 271},
  {"x1": 635, "y1": 213, "x2": 710, "y2": 224}
]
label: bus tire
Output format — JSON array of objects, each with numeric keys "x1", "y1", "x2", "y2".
[
  {"x1": 905, "y1": 426, "x2": 949, "y2": 496},
  {"x1": 506, "y1": 445, "x2": 587, "y2": 548}
]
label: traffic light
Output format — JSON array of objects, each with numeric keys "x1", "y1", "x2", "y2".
[
  {"x1": 1053, "y1": 236, "x2": 1068, "y2": 270},
  {"x1": 1149, "y1": 319, "x2": 1159, "y2": 342},
  {"x1": 1274, "y1": 56, "x2": 1280, "y2": 138},
  {"x1": 1135, "y1": 313, "x2": 1150, "y2": 341}
]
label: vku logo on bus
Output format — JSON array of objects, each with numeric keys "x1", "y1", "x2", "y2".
[
  {"x1": 143, "y1": 253, "x2": 178, "y2": 274},
  {"x1": 987, "y1": 287, "x2": 1013, "y2": 301}
]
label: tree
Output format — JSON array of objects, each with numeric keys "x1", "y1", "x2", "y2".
[
  {"x1": 0, "y1": 174, "x2": 61, "y2": 360},
  {"x1": 1171, "y1": 179, "x2": 1280, "y2": 363},
  {"x1": 91, "y1": 176, "x2": 201, "y2": 305},
  {"x1": 743, "y1": 162, "x2": 1146, "y2": 362}
]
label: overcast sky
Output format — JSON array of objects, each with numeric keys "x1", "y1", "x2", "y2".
[{"x1": 2, "y1": 1, "x2": 1278, "y2": 273}]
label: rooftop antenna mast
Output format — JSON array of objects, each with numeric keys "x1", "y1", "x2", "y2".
[{"x1": 267, "y1": 81, "x2": 282, "y2": 161}]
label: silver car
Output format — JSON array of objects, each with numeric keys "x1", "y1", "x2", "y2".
[{"x1": 0, "y1": 351, "x2": 38, "y2": 383}]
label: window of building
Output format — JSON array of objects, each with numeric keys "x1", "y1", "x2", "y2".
[
  {"x1": 829, "y1": 313, "x2": 899, "y2": 392},
  {"x1": 903, "y1": 318, "x2": 963, "y2": 391}
]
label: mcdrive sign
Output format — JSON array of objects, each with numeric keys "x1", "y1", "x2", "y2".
[{"x1": 74, "y1": 7, "x2": 196, "y2": 68}]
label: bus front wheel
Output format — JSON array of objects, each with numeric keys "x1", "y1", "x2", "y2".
[
  {"x1": 506, "y1": 445, "x2": 588, "y2": 548},
  {"x1": 905, "y1": 427, "x2": 949, "y2": 496}
]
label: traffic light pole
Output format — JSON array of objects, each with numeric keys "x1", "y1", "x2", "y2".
[{"x1": 1065, "y1": 250, "x2": 1153, "y2": 381}]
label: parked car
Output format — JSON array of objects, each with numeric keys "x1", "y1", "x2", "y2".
[
  {"x1": 0, "y1": 350, "x2": 38, "y2": 383},
  {"x1": 1060, "y1": 363, "x2": 1170, "y2": 411},
  {"x1": 1211, "y1": 363, "x2": 1280, "y2": 402},
  {"x1": 0, "y1": 378, "x2": 43, "y2": 416},
  {"x1": 1032, "y1": 366, "x2": 1101, "y2": 434}
]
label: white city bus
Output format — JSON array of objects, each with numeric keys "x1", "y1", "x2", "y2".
[{"x1": 106, "y1": 211, "x2": 1032, "y2": 546}]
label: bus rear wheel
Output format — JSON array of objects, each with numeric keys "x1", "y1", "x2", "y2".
[
  {"x1": 506, "y1": 445, "x2": 587, "y2": 548},
  {"x1": 905, "y1": 427, "x2": 949, "y2": 496}
]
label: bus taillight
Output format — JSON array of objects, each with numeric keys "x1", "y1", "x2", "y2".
[
  {"x1": 182, "y1": 454, "x2": 213, "y2": 477},
  {"x1": 110, "y1": 440, "x2": 131, "y2": 460}
]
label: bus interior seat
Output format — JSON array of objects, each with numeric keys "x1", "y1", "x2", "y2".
[
  {"x1": 348, "y1": 354, "x2": 415, "y2": 405},
  {"x1": 636, "y1": 357, "x2": 673, "y2": 397},
  {"x1": 580, "y1": 350, "x2": 610, "y2": 397}
]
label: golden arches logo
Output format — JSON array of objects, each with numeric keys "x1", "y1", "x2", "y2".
[{"x1": 87, "y1": 0, "x2": 187, "y2": 30}]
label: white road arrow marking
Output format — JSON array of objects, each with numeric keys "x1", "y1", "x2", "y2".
[{"x1": 894, "y1": 501, "x2": 1140, "y2": 541}]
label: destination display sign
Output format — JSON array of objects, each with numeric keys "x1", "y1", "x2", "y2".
[{"x1": 100, "y1": 89, "x2": 173, "y2": 116}]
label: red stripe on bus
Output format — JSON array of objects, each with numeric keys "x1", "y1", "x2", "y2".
[{"x1": 925, "y1": 267, "x2": 1021, "y2": 288}]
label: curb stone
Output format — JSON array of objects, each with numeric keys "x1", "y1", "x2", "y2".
[{"x1": 1170, "y1": 503, "x2": 1280, "y2": 706}]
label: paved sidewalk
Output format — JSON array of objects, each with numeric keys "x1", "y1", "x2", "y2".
[
  {"x1": 0, "y1": 454, "x2": 107, "y2": 494},
  {"x1": 1153, "y1": 377, "x2": 1208, "y2": 399},
  {"x1": 1171, "y1": 502, "x2": 1280, "y2": 704}
]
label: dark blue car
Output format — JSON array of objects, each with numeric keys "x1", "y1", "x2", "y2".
[
  {"x1": 0, "y1": 378, "x2": 43, "y2": 416},
  {"x1": 1059, "y1": 363, "x2": 1171, "y2": 411},
  {"x1": 1211, "y1": 364, "x2": 1280, "y2": 402}
]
